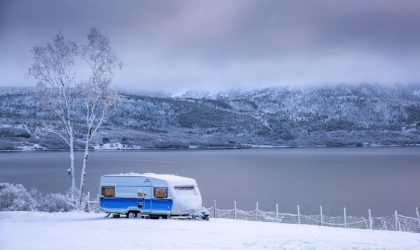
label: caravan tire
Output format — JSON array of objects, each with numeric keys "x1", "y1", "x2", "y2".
[{"x1": 127, "y1": 211, "x2": 137, "y2": 218}]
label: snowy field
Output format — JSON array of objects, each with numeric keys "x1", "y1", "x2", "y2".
[{"x1": 1, "y1": 212, "x2": 420, "y2": 250}]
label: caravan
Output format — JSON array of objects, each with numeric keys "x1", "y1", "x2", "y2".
[{"x1": 99, "y1": 173, "x2": 209, "y2": 220}]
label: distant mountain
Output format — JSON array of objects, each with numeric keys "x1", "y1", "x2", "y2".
[{"x1": 1, "y1": 84, "x2": 420, "y2": 150}]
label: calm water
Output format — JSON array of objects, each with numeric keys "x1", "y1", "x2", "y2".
[{"x1": 1, "y1": 147, "x2": 419, "y2": 216}]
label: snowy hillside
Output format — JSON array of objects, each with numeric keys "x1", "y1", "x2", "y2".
[
  {"x1": 1, "y1": 212, "x2": 419, "y2": 250},
  {"x1": 1, "y1": 84, "x2": 420, "y2": 150}
]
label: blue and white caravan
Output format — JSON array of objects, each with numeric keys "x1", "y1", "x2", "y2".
[{"x1": 99, "y1": 173, "x2": 209, "y2": 220}]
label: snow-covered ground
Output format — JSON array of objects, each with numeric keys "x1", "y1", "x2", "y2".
[{"x1": 1, "y1": 212, "x2": 420, "y2": 250}]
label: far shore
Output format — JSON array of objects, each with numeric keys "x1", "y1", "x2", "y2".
[{"x1": 1, "y1": 143, "x2": 420, "y2": 153}]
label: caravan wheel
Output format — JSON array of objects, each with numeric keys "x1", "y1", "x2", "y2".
[{"x1": 127, "y1": 211, "x2": 137, "y2": 218}]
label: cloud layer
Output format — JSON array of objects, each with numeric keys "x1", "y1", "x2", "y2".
[{"x1": 1, "y1": 0, "x2": 420, "y2": 92}]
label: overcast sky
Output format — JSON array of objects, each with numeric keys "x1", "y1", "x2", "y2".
[{"x1": 1, "y1": 0, "x2": 420, "y2": 93}]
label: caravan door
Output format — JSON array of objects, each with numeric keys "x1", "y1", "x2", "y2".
[{"x1": 143, "y1": 179, "x2": 153, "y2": 213}]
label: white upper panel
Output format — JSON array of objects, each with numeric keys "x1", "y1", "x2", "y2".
[{"x1": 102, "y1": 173, "x2": 197, "y2": 187}]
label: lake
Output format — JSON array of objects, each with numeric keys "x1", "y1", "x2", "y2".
[{"x1": 1, "y1": 147, "x2": 419, "y2": 217}]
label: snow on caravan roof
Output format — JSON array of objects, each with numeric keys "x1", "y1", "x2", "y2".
[{"x1": 102, "y1": 173, "x2": 197, "y2": 186}]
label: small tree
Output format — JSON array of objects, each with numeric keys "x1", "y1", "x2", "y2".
[
  {"x1": 27, "y1": 33, "x2": 79, "y2": 204},
  {"x1": 78, "y1": 28, "x2": 121, "y2": 205}
]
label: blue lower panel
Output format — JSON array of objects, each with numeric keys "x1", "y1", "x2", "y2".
[{"x1": 100, "y1": 197, "x2": 173, "y2": 213}]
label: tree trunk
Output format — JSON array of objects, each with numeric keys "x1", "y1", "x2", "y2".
[
  {"x1": 69, "y1": 132, "x2": 75, "y2": 204},
  {"x1": 79, "y1": 127, "x2": 92, "y2": 207}
]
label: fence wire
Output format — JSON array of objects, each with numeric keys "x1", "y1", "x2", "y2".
[{"x1": 206, "y1": 205, "x2": 420, "y2": 234}]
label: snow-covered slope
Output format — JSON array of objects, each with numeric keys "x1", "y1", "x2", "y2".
[
  {"x1": 1, "y1": 212, "x2": 419, "y2": 250},
  {"x1": 1, "y1": 84, "x2": 420, "y2": 150}
]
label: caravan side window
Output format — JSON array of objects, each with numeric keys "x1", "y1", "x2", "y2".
[
  {"x1": 154, "y1": 187, "x2": 168, "y2": 199},
  {"x1": 174, "y1": 186, "x2": 196, "y2": 196},
  {"x1": 102, "y1": 186, "x2": 115, "y2": 197}
]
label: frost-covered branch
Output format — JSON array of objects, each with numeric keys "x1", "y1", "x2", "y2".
[
  {"x1": 27, "y1": 33, "x2": 79, "y2": 203},
  {"x1": 78, "y1": 27, "x2": 121, "y2": 205}
]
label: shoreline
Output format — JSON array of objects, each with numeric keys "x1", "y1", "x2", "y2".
[{"x1": 1, "y1": 143, "x2": 420, "y2": 153}]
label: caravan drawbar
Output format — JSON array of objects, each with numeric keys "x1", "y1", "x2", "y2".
[{"x1": 99, "y1": 173, "x2": 209, "y2": 220}]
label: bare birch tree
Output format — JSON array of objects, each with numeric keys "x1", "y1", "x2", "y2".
[
  {"x1": 27, "y1": 33, "x2": 79, "y2": 204},
  {"x1": 78, "y1": 28, "x2": 121, "y2": 205}
]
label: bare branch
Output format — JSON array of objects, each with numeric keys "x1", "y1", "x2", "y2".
[
  {"x1": 28, "y1": 32, "x2": 79, "y2": 203},
  {"x1": 78, "y1": 27, "x2": 121, "y2": 205}
]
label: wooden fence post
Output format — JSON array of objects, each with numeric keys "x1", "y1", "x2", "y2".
[
  {"x1": 297, "y1": 205, "x2": 301, "y2": 224},
  {"x1": 255, "y1": 202, "x2": 259, "y2": 221},
  {"x1": 234, "y1": 201, "x2": 237, "y2": 220},
  {"x1": 394, "y1": 210, "x2": 400, "y2": 231},
  {"x1": 368, "y1": 209, "x2": 373, "y2": 230},
  {"x1": 344, "y1": 207, "x2": 347, "y2": 228},
  {"x1": 214, "y1": 200, "x2": 217, "y2": 218},
  {"x1": 86, "y1": 192, "x2": 91, "y2": 212},
  {"x1": 320, "y1": 206, "x2": 324, "y2": 226}
]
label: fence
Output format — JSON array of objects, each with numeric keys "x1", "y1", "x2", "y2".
[
  {"x1": 86, "y1": 193, "x2": 100, "y2": 212},
  {"x1": 207, "y1": 201, "x2": 420, "y2": 233},
  {"x1": 86, "y1": 196, "x2": 420, "y2": 233}
]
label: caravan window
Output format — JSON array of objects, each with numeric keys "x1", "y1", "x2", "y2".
[
  {"x1": 102, "y1": 186, "x2": 115, "y2": 197},
  {"x1": 154, "y1": 187, "x2": 168, "y2": 198},
  {"x1": 174, "y1": 186, "x2": 196, "y2": 196}
]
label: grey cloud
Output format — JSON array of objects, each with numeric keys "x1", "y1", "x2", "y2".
[{"x1": 1, "y1": 0, "x2": 420, "y2": 92}]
